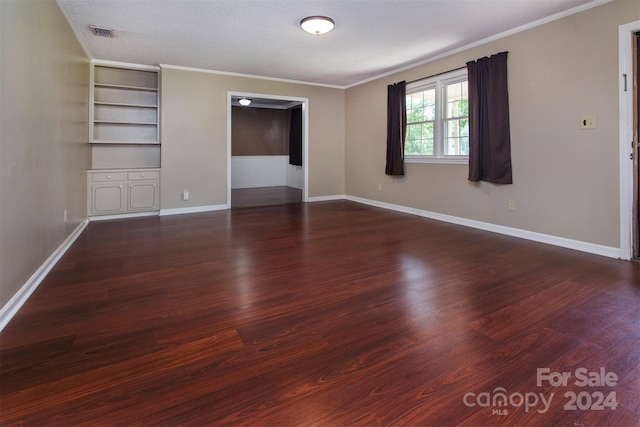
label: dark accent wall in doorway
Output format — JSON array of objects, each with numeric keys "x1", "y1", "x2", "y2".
[{"x1": 232, "y1": 106, "x2": 288, "y2": 156}]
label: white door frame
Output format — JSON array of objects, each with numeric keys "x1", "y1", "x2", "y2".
[
  {"x1": 226, "y1": 91, "x2": 310, "y2": 207},
  {"x1": 619, "y1": 20, "x2": 640, "y2": 260}
]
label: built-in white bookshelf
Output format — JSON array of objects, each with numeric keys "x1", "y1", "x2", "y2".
[
  {"x1": 88, "y1": 63, "x2": 162, "y2": 217},
  {"x1": 91, "y1": 65, "x2": 159, "y2": 144}
]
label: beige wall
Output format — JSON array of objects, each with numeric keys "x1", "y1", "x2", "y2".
[
  {"x1": 160, "y1": 67, "x2": 345, "y2": 209},
  {"x1": 0, "y1": 0, "x2": 90, "y2": 307},
  {"x1": 346, "y1": 0, "x2": 640, "y2": 248}
]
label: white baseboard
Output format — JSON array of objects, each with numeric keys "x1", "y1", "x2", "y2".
[
  {"x1": 0, "y1": 219, "x2": 89, "y2": 332},
  {"x1": 89, "y1": 211, "x2": 159, "y2": 221},
  {"x1": 346, "y1": 195, "x2": 620, "y2": 259},
  {"x1": 307, "y1": 194, "x2": 346, "y2": 202},
  {"x1": 160, "y1": 204, "x2": 229, "y2": 216}
]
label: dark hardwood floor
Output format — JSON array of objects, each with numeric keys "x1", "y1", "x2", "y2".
[
  {"x1": 1, "y1": 201, "x2": 639, "y2": 426},
  {"x1": 231, "y1": 186, "x2": 302, "y2": 208}
]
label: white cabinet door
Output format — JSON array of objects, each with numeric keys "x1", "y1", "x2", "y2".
[
  {"x1": 91, "y1": 183, "x2": 126, "y2": 214},
  {"x1": 128, "y1": 181, "x2": 159, "y2": 211},
  {"x1": 88, "y1": 169, "x2": 160, "y2": 217}
]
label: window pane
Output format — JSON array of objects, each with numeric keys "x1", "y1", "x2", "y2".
[
  {"x1": 406, "y1": 88, "x2": 435, "y2": 124},
  {"x1": 405, "y1": 122, "x2": 434, "y2": 155},
  {"x1": 404, "y1": 72, "x2": 469, "y2": 161},
  {"x1": 444, "y1": 118, "x2": 469, "y2": 155},
  {"x1": 445, "y1": 81, "x2": 468, "y2": 119}
]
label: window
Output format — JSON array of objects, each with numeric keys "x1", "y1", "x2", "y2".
[{"x1": 405, "y1": 69, "x2": 468, "y2": 164}]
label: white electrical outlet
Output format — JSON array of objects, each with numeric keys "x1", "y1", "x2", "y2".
[
  {"x1": 182, "y1": 191, "x2": 189, "y2": 201},
  {"x1": 508, "y1": 200, "x2": 516, "y2": 212},
  {"x1": 579, "y1": 116, "x2": 596, "y2": 130},
  {"x1": 378, "y1": 184, "x2": 383, "y2": 191},
  {"x1": 64, "y1": 209, "x2": 68, "y2": 223}
]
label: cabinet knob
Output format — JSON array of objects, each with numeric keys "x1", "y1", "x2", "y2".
[
  {"x1": 130, "y1": 185, "x2": 133, "y2": 188},
  {"x1": 140, "y1": 174, "x2": 145, "y2": 178},
  {"x1": 119, "y1": 185, "x2": 123, "y2": 189},
  {"x1": 107, "y1": 175, "x2": 111, "y2": 179}
]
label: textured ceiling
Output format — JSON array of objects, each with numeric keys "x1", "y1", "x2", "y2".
[{"x1": 57, "y1": 0, "x2": 607, "y2": 88}]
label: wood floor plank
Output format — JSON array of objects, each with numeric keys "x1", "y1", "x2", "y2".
[
  {"x1": 1, "y1": 200, "x2": 639, "y2": 425},
  {"x1": 231, "y1": 186, "x2": 302, "y2": 208},
  {"x1": 468, "y1": 280, "x2": 600, "y2": 340},
  {"x1": 1, "y1": 333, "x2": 244, "y2": 425}
]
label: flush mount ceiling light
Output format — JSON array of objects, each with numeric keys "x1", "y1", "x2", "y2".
[
  {"x1": 300, "y1": 16, "x2": 335, "y2": 35},
  {"x1": 238, "y1": 97, "x2": 252, "y2": 106}
]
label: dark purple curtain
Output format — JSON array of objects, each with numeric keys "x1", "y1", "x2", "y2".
[
  {"x1": 467, "y1": 52, "x2": 512, "y2": 184},
  {"x1": 289, "y1": 106, "x2": 302, "y2": 166},
  {"x1": 385, "y1": 81, "x2": 407, "y2": 176}
]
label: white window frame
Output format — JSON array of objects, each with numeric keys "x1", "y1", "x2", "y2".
[{"x1": 405, "y1": 68, "x2": 468, "y2": 165}]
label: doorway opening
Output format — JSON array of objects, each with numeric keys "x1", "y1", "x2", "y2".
[
  {"x1": 634, "y1": 31, "x2": 639, "y2": 259},
  {"x1": 619, "y1": 21, "x2": 640, "y2": 260},
  {"x1": 226, "y1": 92, "x2": 309, "y2": 209}
]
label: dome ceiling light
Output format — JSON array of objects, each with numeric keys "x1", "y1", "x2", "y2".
[
  {"x1": 238, "y1": 97, "x2": 252, "y2": 106},
  {"x1": 300, "y1": 16, "x2": 335, "y2": 35}
]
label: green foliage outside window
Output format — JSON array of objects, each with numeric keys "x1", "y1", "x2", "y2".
[
  {"x1": 405, "y1": 88, "x2": 435, "y2": 155},
  {"x1": 444, "y1": 82, "x2": 469, "y2": 156},
  {"x1": 405, "y1": 79, "x2": 469, "y2": 157}
]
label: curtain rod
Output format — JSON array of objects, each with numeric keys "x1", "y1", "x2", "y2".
[{"x1": 406, "y1": 65, "x2": 467, "y2": 85}]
